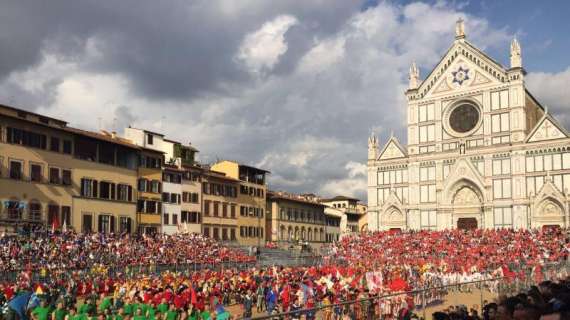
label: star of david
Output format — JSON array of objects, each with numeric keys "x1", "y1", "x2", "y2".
[{"x1": 452, "y1": 66, "x2": 470, "y2": 85}]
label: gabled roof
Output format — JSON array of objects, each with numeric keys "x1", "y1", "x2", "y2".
[
  {"x1": 377, "y1": 136, "x2": 407, "y2": 160},
  {"x1": 525, "y1": 111, "x2": 569, "y2": 143},
  {"x1": 411, "y1": 38, "x2": 508, "y2": 98}
]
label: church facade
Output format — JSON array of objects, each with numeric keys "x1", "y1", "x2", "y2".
[{"x1": 367, "y1": 20, "x2": 570, "y2": 231}]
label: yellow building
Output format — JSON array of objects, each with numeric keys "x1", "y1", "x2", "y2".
[
  {"x1": 210, "y1": 160, "x2": 268, "y2": 246},
  {"x1": 0, "y1": 104, "x2": 140, "y2": 233},
  {"x1": 201, "y1": 170, "x2": 239, "y2": 241},
  {"x1": 266, "y1": 191, "x2": 327, "y2": 249},
  {"x1": 136, "y1": 148, "x2": 164, "y2": 234}
]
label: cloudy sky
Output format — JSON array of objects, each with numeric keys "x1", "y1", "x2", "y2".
[{"x1": 1, "y1": 0, "x2": 569, "y2": 200}]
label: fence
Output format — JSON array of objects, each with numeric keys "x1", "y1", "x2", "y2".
[
  {"x1": 0, "y1": 260, "x2": 258, "y2": 284},
  {"x1": 243, "y1": 260, "x2": 570, "y2": 320}
]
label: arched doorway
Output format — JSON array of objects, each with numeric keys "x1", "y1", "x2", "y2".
[{"x1": 452, "y1": 184, "x2": 483, "y2": 229}]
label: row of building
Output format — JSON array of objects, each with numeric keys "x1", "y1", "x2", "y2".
[{"x1": 0, "y1": 104, "x2": 367, "y2": 248}]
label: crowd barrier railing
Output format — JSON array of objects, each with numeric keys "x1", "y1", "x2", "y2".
[{"x1": 242, "y1": 260, "x2": 570, "y2": 320}]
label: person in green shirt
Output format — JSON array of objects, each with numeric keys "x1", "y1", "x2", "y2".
[
  {"x1": 157, "y1": 299, "x2": 168, "y2": 315},
  {"x1": 165, "y1": 304, "x2": 178, "y2": 320},
  {"x1": 199, "y1": 310, "x2": 210, "y2": 320},
  {"x1": 113, "y1": 308, "x2": 125, "y2": 320},
  {"x1": 99, "y1": 295, "x2": 112, "y2": 313},
  {"x1": 133, "y1": 308, "x2": 146, "y2": 320},
  {"x1": 78, "y1": 298, "x2": 96, "y2": 315},
  {"x1": 32, "y1": 300, "x2": 51, "y2": 320},
  {"x1": 52, "y1": 302, "x2": 68, "y2": 320}
]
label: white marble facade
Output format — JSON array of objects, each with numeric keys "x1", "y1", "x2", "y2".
[{"x1": 367, "y1": 20, "x2": 570, "y2": 231}]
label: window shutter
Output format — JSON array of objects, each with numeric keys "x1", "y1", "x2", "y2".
[
  {"x1": 81, "y1": 178, "x2": 86, "y2": 196},
  {"x1": 92, "y1": 180, "x2": 98, "y2": 198},
  {"x1": 98, "y1": 215, "x2": 103, "y2": 233},
  {"x1": 111, "y1": 183, "x2": 116, "y2": 200},
  {"x1": 110, "y1": 216, "x2": 116, "y2": 233},
  {"x1": 157, "y1": 202, "x2": 162, "y2": 214},
  {"x1": 146, "y1": 180, "x2": 151, "y2": 192},
  {"x1": 128, "y1": 186, "x2": 133, "y2": 202}
]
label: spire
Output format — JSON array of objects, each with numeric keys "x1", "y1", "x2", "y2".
[
  {"x1": 510, "y1": 37, "x2": 522, "y2": 68},
  {"x1": 455, "y1": 18, "x2": 465, "y2": 40},
  {"x1": 408, "y1": 61, "x2": 420, "y2": 90},
  {"x1": 368, "y1": 131, "x2": 379, "y2": 160}
]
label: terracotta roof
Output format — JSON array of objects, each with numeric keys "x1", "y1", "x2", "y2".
[
  {"x1": 320, "y1": 195, "x2": 360, "y2": 202},
  {"x1": 63, "y1": 127, "x2": 141, "y2": 150},
  {"x1": 267, "y1": 192, "x2": 325, "y2": 207},
  {"x1": 203, "y1": 170, "x2": 240, "y2": 182}
]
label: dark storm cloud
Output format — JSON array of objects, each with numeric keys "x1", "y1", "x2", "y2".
[{"x1": 0, "y1": 0, "x2": 363, "y2": 103}]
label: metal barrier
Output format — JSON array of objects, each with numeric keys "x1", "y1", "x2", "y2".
[
  {"x1": 0, "y1": 260, "x2": 258, "y2": 283},
  {"x1": 241, "y1": 260, "x2": 570, "y2": 320}
]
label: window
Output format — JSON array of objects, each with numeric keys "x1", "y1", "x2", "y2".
[
  {"x1": 203, "y1": 227, "x2": 210, "y2": 237},
  {"x1": 418, "y1": 103, "x2": 435, "y2": 122},
  {"x1": 146, "y1": 201, "x2": 158, "y2": 214},
  {"x1": 120, "y1": 217, "x2": 132, "y2": 233},
  {"x1": 230, "y1": 229, "x2": 236, "y2": 240},
  {"x1": 98, "y1": 215, "x2": 114, "y2": 233},
  {"x1": 420, "y1": 166, "x2": 436, "y2": 182},
  {"x1": 492, "y1": 158, "x2": 511, "y2": 175},
  {"x1": 230, "y1": 204, "x2": 236, "y2": 218},
  {"x1": 99, "y1": 181, "x2": 111, "y2": 199},
  {"x1": 28, "y1": 202, "x2": 42, "y2": 221},
  {"x1": 222, "y1": 228, "x2": 228, "y2": 241},
  {"x1": 48, "y1": 205, "x2": 59, "y2": 227},
  {"x1": 419, "y1": 124, "x2": 435, "y2": 143},
  {"x1": 213, "y1": 227, "x2": 219, "y2": 240},
  {"x1": 213, "y1": 202, "x2": 219, "y2": 217},
  {"x1": 117, "y1": 184, "x2": 129, "y2": 201},
  {"x1": 172, "y1": 214, "x2": 178, "y2": 225},
  {"x1": 204, "y1": 200, "x2": 210, "y2": 216},
  {"x1": 147, "y1": 134, "x2": 154, "y2": 145},
  {"x1": 493, "y1": 178, "x2": 512, "y2": 199},
  {"x1": 191, "y1": 193, "x2": 199, "y2": 203},
  {"x1": 50, "y1": 137, "x2": 60, "y2": 152},
  {"x1": 30, "y1": 164, "x2": 42, "y2": 182},
  {"x1": 493, "y1": 207, "x2": 512, "y2": 228},
  {"x1": 526, "y1": 176, "x2": 545, "y2": 197},
  {"x1": 61, "y1": 206, "x2": 71, "y2": 226},
  {"x1": 151, "y1": 180, "x2": 161, "y2": 193},
  {"x1": 138, "y1": 179, "x2": 147, "y2": 191},
  {"x1": 82, "y1": 214, "x2": 93, "y2": 233},
  {"x1": 63, "y1": 140, "x2": 72, "y2": 154},
  {"x1": 222, "y1": 203, "x2": 227, "y2": 217},
  {"x1": 62, "y1": 170, "x2": 72, "y2": 186},
  {"x1": 491, "y1": 90, "x2": 509, "y2": 110},
  {"x1": 10, "y1": 160, "x2": 22, "y2": 180},
  {"x1": 420, "y1": 184, "x2": 436, "y2": 203},
  {"x1": 7, "y1": 127, "x2": 47, "y2": 149},
  {"x1": 49, "y1": 167, "x2": 60, "y2": 184},
  {"x1": 420, "y1": 210, "x2": 437, "y2": 230},
  {"x1": 81, "y1": 178, "x2": 97, "y2": 197},
  {"x1": 163, "y1": 214, "x2": 169, "y2": 225},
  {"x1": 491, "y1": 113, "x2": 510, "y2": 133}
]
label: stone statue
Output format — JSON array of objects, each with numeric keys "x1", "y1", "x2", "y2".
[
  {"x1": 455, "y1": 18, "x2": 465, "y2": 39},
  {"x1": 510, "y1": 37, "x2": 522, "y2": 68}
]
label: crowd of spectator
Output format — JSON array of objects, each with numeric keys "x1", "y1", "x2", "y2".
[
  {"x1": 0, "y1": 228, "x2": 568, "y2": 320},
  {"x1": 0, "y1": 232, "x2": 255, "y2": 273}
]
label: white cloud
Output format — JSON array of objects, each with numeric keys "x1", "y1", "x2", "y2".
[
  {"x1": 320, "y1": 161, "x2": 367, "y2": 199},
  {"x1": 237, "y1": 14, "x2": 298, "y2": 74},
  {"x1": 526, "y1": 67, "x2": 570, "y2": 127}
]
